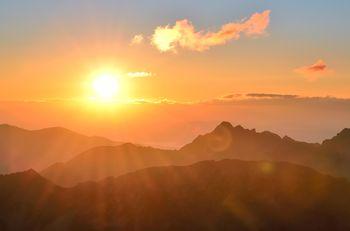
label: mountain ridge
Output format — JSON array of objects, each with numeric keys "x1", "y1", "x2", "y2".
[
  {"x1": 3, "y1": 159, "x2": 350, "y2": 230},
  {"x1": 41, "y1": 121, "x2": 350, "y2": 186},
  {"x1": 0, "y1": 124, "x2": 120, "y2": 173}
]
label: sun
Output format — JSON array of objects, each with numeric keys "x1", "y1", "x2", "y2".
[{"x1": 92, "y1": 73, "x2": 120, "y2": 101}]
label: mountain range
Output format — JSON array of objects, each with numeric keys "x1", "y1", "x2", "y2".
[
  {"x1": 1, "y1": 159, "x2": 350, "y2": 230},
  {"x1": 41, "y1": 122, "x2": 350, "y2": 186},
  {"x1": 0, "y1": 124, "x2": 118, "y2": 174}
]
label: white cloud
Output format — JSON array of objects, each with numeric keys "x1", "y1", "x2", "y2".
[
  {"x1": 127, "y1": 71, "x2": 153, "y2": 78},
  {"x1": 150, "y1": 10, "x2": 271, "y2": 52}
]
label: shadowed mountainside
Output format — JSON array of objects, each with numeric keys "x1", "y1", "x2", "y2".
[
  {"x1": 2, "y1": 159, "x2": 350, "y2": 230},
  {"x1": 0, "y1": 124, "x2": 118, "y2": 173},
  {"x1": 0, "y1": 169, "x2": 68, "y2": 230},
  {"x1": 41, "y1": 144, "x2": 179, "y2": 186},
  {"x1": 41, "y1": 122, "x2": 350, "y2": 187}
]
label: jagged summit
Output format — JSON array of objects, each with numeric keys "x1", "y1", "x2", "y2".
[
  {"x1": 212, "y1": 122, "x2": 282, "y2": 140},
  {"x1": 322, "y1": 128, "x2": 350, "y2": 145},
  {"x1": 213, "y1": 122, "x2": 253, "y2": 135},
  {"x1": 215, "y1": 121, "x2": 234, "y2": 130},
  {"x1": 338, "y1": 128, "x2": 350, "y2": 138}
]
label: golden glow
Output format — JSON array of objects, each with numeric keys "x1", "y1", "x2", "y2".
[
  {"x1": 92, "y1": 73, "x2": 120, "y2": 101},
  {"x1": 152, "y1": 26, "x2": 181, "y2": 52}
]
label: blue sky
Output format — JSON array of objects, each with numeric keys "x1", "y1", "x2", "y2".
[{"x1": 1, "y1": 0, "x2": 349, "y2": 45}]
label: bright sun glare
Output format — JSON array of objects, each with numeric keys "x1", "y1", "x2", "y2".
[{"x1": 92, "y1": 73, "x2": 120, "y2": 101}]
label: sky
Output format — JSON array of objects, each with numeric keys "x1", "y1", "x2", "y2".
[{"x1": 0, "y1": 0, "x2": 350, "y2": 146}]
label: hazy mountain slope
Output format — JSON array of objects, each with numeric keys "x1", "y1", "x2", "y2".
[
  {"x1": 180, "y1": 121, "x2": 319, "y2": 162},
  {"x1": 41, "y1": 121, "x2": 350, "y2": 186},
  {"x1": 180, "y1": 122, "x2": 350, "y2": 177},
  {"x1": 316, "y1": 128, "x2": 350, "y2": 177},
  {"x1": 0, "y1": 124, "x2": 118, "y2": 173},
  {"x1": 2, "y1": 160, "x2": 350, "y2": 230},
  {"x1": 41, "y1": 143, "x2": 179, "y2": 187}
]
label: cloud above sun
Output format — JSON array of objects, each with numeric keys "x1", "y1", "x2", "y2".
[
  {"x1": 132, "y1": 10, "x2": 271, "y2": 52},
  {"x1": 294, "y1": 60, "x2": 334, "y2": 81}
]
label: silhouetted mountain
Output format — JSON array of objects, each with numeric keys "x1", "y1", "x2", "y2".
[
  {"x1": 0, "y1": 170, "x2": 69, "y2": 230},
  {"x1": 2, "y1": 160, "x2": 350, "y2": 230},
  {"x1": 322, "y1": 128, "x2": 350, "y2": 154},
  {"x1": 42, "y1": 121, "x2": 350, "y2": 186},
  {"x1": 180, "y1": 121, "x2": 319, "y2": 165},
  {"x1": 180, "y1": 121, "x2": 350, "y2": 178},
  {"x1": 316, "y1": 128, "x2": 350, "y2": 177},
  {"x1": 41, "y1": 143, "x2": 178, "y2": 186},
  {"x1": 0, "y1": 124, "x2": 118, "y2": 173}
]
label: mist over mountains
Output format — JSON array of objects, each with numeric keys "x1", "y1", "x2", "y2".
[
  {"x1": 2, "y1": 95, "x2": 350, "y2": 147},
  {"x1": 1, "y1": 121, "x2": 350, "y2": 230},
  {"x1": 0, "y1": 124, "x2": 118, "y2": 173},
  {"x1": 40, "y1": 121, "x2": 350, "y2": 186}
]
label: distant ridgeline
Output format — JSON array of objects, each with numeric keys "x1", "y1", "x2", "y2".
[
  {"x1": 0, "y1": 124, "x2": 118, "y2": 174},
  {"x1": 38, "y1": 121, "x2": 350, "y2": 186}
]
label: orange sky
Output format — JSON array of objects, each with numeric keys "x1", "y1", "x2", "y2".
[
  {"x1": 1, "y1": 1, "x2": 349, "y2": 146},
  {"x1": 1, "y1": 3, "x2": 350, "y2": 101},
  {"x1": 1, "y1": 96, "x2": 350, "y2": 147}
]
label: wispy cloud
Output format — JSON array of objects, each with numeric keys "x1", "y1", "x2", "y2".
[
  {"x1": 126, "y1": 71, "x2": 154, "y2": 78},
  {"x1": 246, "y1": 93, "x2": 299, "y2": 99},
  {"x1": 221, "y1": 94, "x2": 243, "y2": 99},
  {"x1": 132, "y1": 10, "x2": 271, "y2": 53},
  {"x1": 219, "y1": 93, "x2": 298, "y2": 101},
  {"x1": 206, "y1": 93, "x2": 350, "y2": 106},
  {"x1": 294, "y1": 60, "x2": 334, "y2": 81},
  {"x1": 130, "y1": 34, "x2": 144, "y2": 45},
  {"x1": 3, "y1": 93, "x2": 350, "y2": 108}
]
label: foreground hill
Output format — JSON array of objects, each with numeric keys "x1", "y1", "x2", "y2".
[
  {"x1": 0, "y1": 124, "x2": 118, "y2": 173},
  {"x1": 42, "y1": 122, "x2": 350, "y2": 186},
  {"x1": 1, "y1": 160, "x2": 350, "y2": 230},
  {"x1": 0, "y1": 169, "x2": 68, "y2": 230}
]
